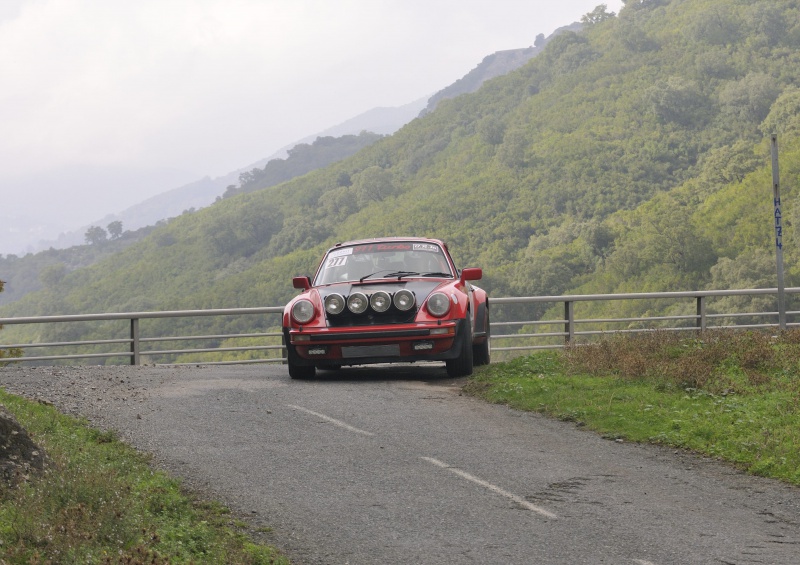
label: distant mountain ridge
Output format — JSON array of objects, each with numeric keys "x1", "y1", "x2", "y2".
[
  {"x1": 222, "y1": 132, "x2": 386, "y2": 200},
  {"x1": 8, "y1": 21, "x2": 583, "y2": 257},
  {"x1": 5, "y1": 98, "x2": 429, "y2": 255},
  {"x1": 13, "y1": 22, "x2": 586, "y2": 256},
  {"x1": 91, "y1": 98, "x2": 430, "y2": 235}
]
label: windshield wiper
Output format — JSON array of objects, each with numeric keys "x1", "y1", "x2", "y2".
[
  {"x1": 385, "y1": 271, "x2": 420, "y2": 280},
  {"x1": 421, "y1": 272, "x2": 452, "y2": 278},
  {"x1": 359, "y1": 271, "x2": 383, "y2": 282},
  {"x1": 359, "y1": 270, "x2": 421, "y2": 282},
  {"x1": 359, "y1": 269, "x2": 400, "y2": 282}
]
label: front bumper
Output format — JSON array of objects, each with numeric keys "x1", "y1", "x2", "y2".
[{"x1": 284, "y1": 319, "x2": 468, "y2": 366}]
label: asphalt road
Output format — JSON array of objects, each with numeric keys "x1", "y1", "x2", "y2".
[{"x1": 1, "y1": 363, "x2": 799, "y2": 565}]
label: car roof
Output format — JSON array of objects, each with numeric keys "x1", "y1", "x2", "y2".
[{"x1": 329, "y1": 237, "x2": 448, "y2": 250}]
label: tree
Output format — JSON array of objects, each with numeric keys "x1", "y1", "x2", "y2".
[
  {"x1": 617, "y1": 22, "x2": 659, "y2": 52},
  {"x1": 496, "y1": 128, "x2": 528, "y2": 169},
  {"x1": 646, "y1": 77, "x2": 710, "y2": 127},
  {"x1": 582, "y1": 4, "x2": 614, "y2": 26},
  {"x1": 205, "y1": 199, "x2": 284, "y2": 257},
  {"x1": 700, "y1": 141, "x2": 762, "y2": 187},
  {"x1": 599, "y1": 196, "x2": 717, "y2": 291},
  {"x1": 687, "y1": 8, "x2": 741, "y2": 46},
  {"x1": 695, "y1": 48, "x2": 735, "y2": 79},
  {"x1": 719, "y1": 73, "x2": 781, "y2": 124},
  {"x1": 621, "y1": 0, "x2": 666, "y2": 8},
  {"x1": 0, "y1": 280, "x2": 23, "y2": 362},
  {"x1": 747, "y1": 3, "x2": 786, "y2": 47},
  {"x1": 352, "y1": 166, "x2": 397, "y2": 207},
  {"x1": 478, "y1": 116, "x2": 505, "y2": 146},
  {"x1": 40, "y1": 264, "x2": 67, "y2": 288},
  {"x1": 84, "y1": 226, "x2": 108, "y2": 245},
  {"x1": 709, "y1": 249, "x2": 777, "y2": 325},
  {"x1": 107, "y1": 221, "x2": 123, "y2": 240},
  {"x1": 534, "y1": 33, "x2": 545, "y2": 48},
  {"x1": 238, "y1": 168, "x2": 263, "y2": 189},
  {"x1": 760, "y1": 88, "x2": 800, "y2": 137},
  {"x1": 336, "y1": 171, "x2": 352, "y2": 187}
]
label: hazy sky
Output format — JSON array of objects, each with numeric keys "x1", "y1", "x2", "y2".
[{"x1": 0, "y1": 0, "x2": 623, "y2": 246}]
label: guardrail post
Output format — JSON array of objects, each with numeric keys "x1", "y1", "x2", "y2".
[
  {"x1": 281, "y1": 331, "x2": 287, "y2": 365},
  {"x1": 696, "y1": 296, "x2": 706, "y2": 332},
  {"x1": 130, "y1": 318, "x2": 140, "y2": 365},
  {"x1": 564, "y1": 300, "x2": 575, "y2": 344}
]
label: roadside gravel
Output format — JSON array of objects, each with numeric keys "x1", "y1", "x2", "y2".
[
  {"x1": 0, "y1": 365, "x2": 229, "y2": 495},
  {"x1": 0, "y1": 365, "x2": 166, "y2": 431}
]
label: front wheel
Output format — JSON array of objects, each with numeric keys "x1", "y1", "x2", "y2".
[
  {"x1": 473, "y1": 311, "x2": 491, "y2": 366},
  {"x1": 286, "y1": 343, "x2": 316, "y2": 379},
  {"x1": 446, "y1": 318, "x2": 474, "y2": 377}
]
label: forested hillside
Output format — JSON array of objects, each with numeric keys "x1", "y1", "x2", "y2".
[
  {"x1": 0, "y1": 132, "x2": 384, "y2": 307},
  {"x1": 3, "y1": 0, "x2": 800, "y2": 355},
  {"x1": 222, "y1": 132, "x2": 384, "y2": 199},
  {"x1": 0, "y1": 225, "x2": 155, "y2": 307}
]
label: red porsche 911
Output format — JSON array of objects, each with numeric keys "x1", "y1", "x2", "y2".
[{"x1": 282, "y1": 237, "x2": 490, "y2": 379}]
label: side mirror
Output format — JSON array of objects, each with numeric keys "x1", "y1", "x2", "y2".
[
  {"x1": 460, "y1": 268, "x2": 482, "y2": 283},
  {"x1": 292, "y1": 276, "x2": 311, "y2": 290}
]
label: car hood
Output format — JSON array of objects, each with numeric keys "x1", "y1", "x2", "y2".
[{"x1": 317, "y1": 279, "x2": 445, "y2": 302}]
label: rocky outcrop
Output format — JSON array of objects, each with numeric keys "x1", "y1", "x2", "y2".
[{"x1": 0, "y1": 406, "x2": 48, "y2": 487}]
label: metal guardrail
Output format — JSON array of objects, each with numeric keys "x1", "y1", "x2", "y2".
[
  {"x1": 0, "y1": 307, "x2": 285, "y2": 366},
  {"x1": 1, "y1": 288, "x2": 799, "y2": 365},
  {"x1": 490, "y1": 287, "x2": 800, "y2": 353}
]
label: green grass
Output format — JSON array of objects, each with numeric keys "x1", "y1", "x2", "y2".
[
  {"x1": 0, "y1": 390, "x2": 290, "y2": 564},
  {"x1": 466, "y1": 330, "x2": 800, "y2": 485}
]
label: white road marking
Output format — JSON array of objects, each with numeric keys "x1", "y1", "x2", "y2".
[
  {"x1": 633, "y1": 561, "x2": 659, "y2": 565},
  {"x1": 287, "y1": 404, "x2": 374, "y2": 436},
  {"x1": 421, "y1": 457, "x2": 557, "y2": 519}
]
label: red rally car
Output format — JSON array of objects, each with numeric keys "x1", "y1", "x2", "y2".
[{"x1": 282, "y1": 237, "x2": 490, "y2": 379}]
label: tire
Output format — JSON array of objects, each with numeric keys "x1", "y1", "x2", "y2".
[
  {"x1": 287, "y1": 343, "x2": 316, "y2": 380},
  {"x1": 446, "y1": 317, "x2": 474, "y2": 377},
  {"x1": 473, "y1": 311, "x2": 491, "y2": 366}
]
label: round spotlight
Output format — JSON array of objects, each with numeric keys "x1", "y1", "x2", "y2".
[
  {"x1": 370, "y1": 291, "x2": 391, "y2": 312},
  {"x1": 393, "y1": 289, "x2": 415, "y2": 311},
  {"x1": 347, "y1": 292, "x2": 369, "y2": 314},
  {"x1": 324, "y1": 293, "x2": 346, "y2": 315}
]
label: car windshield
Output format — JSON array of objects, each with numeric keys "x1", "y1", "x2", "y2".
[{"x1": 315, "y1": 242, "x2": 454, "y2": 285}]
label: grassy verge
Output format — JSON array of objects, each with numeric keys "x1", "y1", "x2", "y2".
[
  {"x1": 0, "y1": 390, "x2": 290, "y2": 564},
  {"x1": 466, "y1": 330, "x2": 800, "y2": 485}
]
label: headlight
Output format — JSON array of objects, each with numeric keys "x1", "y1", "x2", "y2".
[
  {"x1": 347, "y1": 292, "x2": 369, "y2": 314},
  {"x1": 370, "y1": 291, "x2": 391, "y2": 312},
  {"x1": 291, "y1": 299, "x2": 315, "y2": 324},
  {"x1": 393, "y1": 289, "x2": 415, "y2": 311},
  {"x1": 426, "y1": 292, "x2": 451, "y2": 317},
  {"x1": 324, "y1": 293, "x2": 346, "y2": 315}
]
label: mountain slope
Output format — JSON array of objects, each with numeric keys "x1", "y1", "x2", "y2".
[
  {"x1": 421, "y1": 22, "x2": 582, "y2": 115},
  {"x1": 3, "y1": 0, "x2": 800, "y2": 353}
]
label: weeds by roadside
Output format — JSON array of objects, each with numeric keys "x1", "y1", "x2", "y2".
[
  {"x1": 0, "y1": 349, "x2": 23, "y2": 368},
  {"x1": 466, "y1": 329, "x2": 800, "y2": 485},
  {"x1": 0, "y1": 390, "x2": 290, "y2": 564},
  {"x1": 562, "y1": 329, "x2": 800, "y2": 395}
]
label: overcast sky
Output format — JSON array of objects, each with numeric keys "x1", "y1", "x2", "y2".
[{"x1": 0, "y1": 0, "x2": 623, "y2": 249}]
